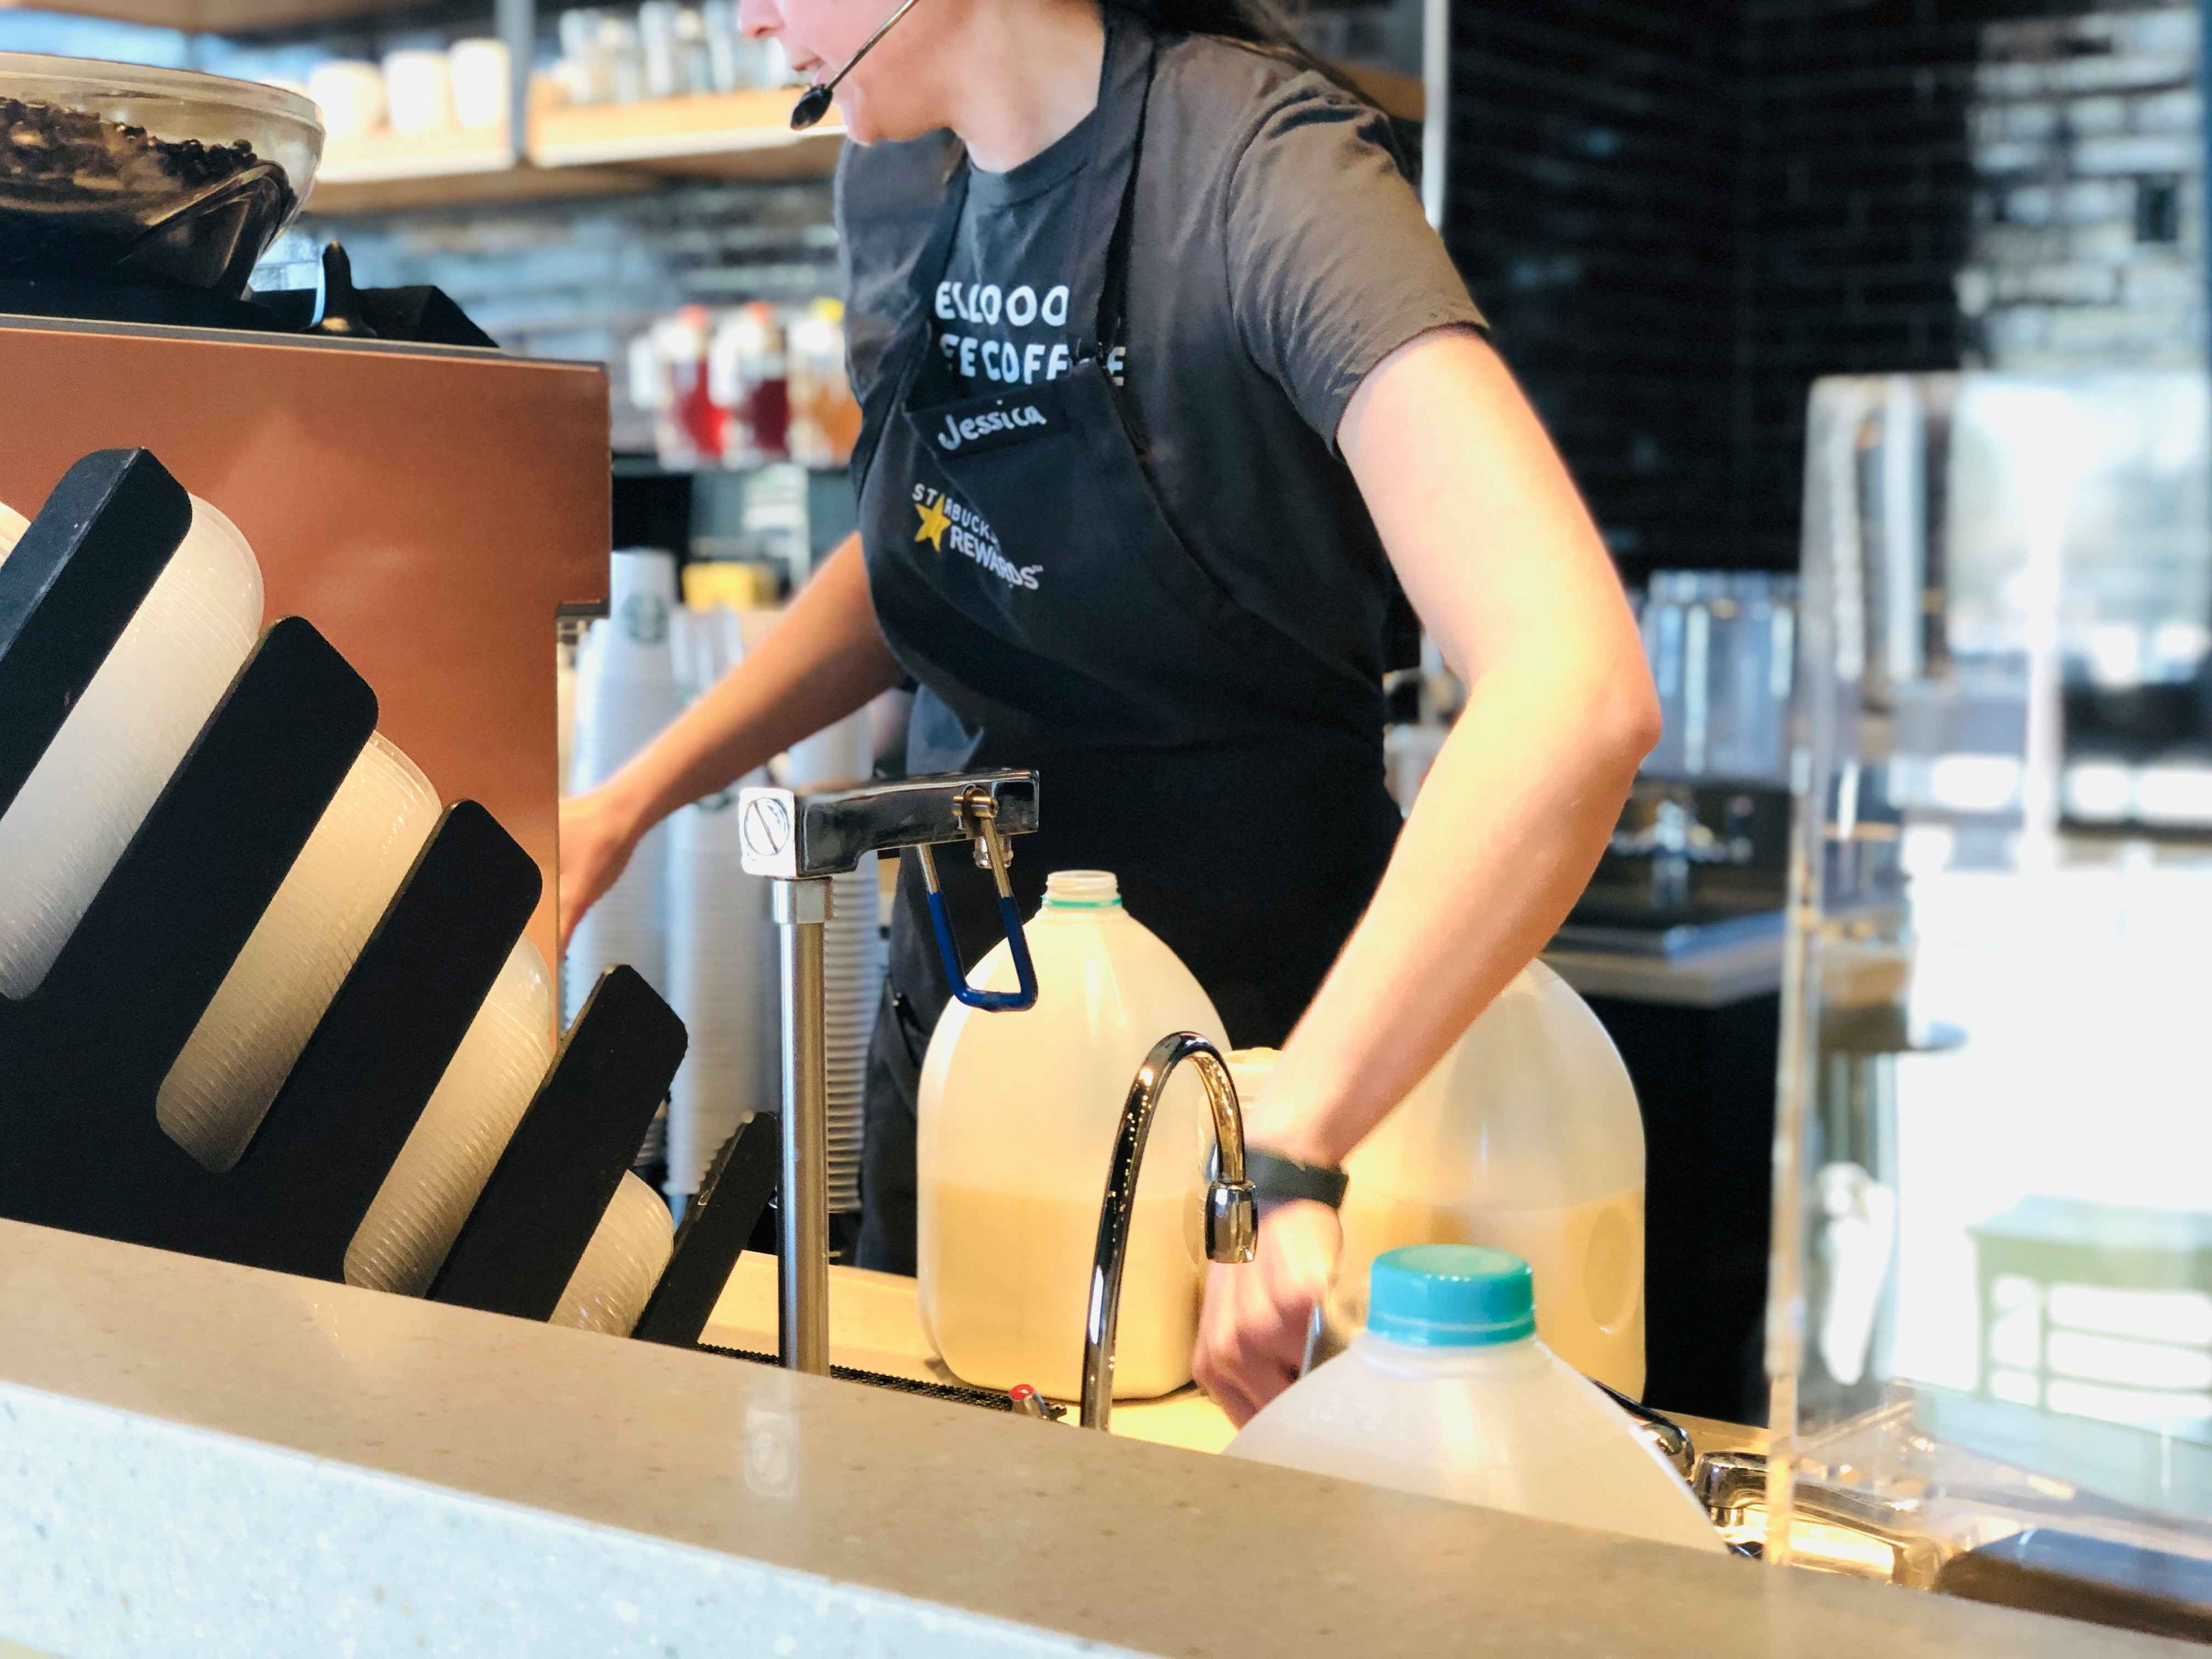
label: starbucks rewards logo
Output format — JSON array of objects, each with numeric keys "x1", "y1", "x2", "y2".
[{"x1": 911, "y1": 483, "x2": 1041, "y2": 593}]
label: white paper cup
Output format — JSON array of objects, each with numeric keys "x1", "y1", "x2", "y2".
[
  {"x1": 552, "y1": 1171, "x2": 675, "y2": 1336},
  {"x1": 309, "y1": 60, "x2": 386, "y2": 140},
  {"x1": 0, "y1": 495, "x2": 263, "y2": 1001},
  {"x1": 159, "y1": 733, "x2": 442, "y2": 1171},
  {"x1": 346, "y1": 939, "x2": 558, "y2": 1296},
  {"x1": 382, "y1": 49, "x2": 453, "y2": 136},
  {"x1": 448, "y1": 37, "x2": 512, "y2": 131}
]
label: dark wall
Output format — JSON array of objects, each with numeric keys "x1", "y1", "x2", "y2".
[
  {"x1": 1733, "y1": 0, "x2": 1984, "y2": 571},
  {"x1": 1442, "y1": 2, "x2": 1743, "y2": 583},
  {"x1": 1445, "y1": 0, "x2": 2204, "y2": 583}
]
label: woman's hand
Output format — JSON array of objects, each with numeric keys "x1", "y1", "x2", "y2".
[
  {"x1": 1192, "y1": 1199, "x2": 1341, "y2": 1426},
  {"x1": 553, "y1": 533, "x2": 905, "y2": 956},
  {"x1": 557, "y1": 785, "x2": 642, "y2": 953}
]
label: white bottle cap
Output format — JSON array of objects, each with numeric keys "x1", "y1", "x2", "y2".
[{"x1": 1042, "y1": 870, "x2": 1120, "y2": 908}]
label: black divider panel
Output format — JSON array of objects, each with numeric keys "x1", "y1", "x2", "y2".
[
  {"x1": 430, "y1": 966, "x2": 687, "y2": 1322},
  {"x1": 35, "y1": 618, "x2": 376, "y2": 1094},
  {"x1": 0, "y1": 619, "x2": 376, "y2": 1247},
  {"x1": 631, "y1": 1114, "x2": 781, "y2": 1348},
  {"x1": 0, "y1": 450, "x2": 193, "y2": 820}
]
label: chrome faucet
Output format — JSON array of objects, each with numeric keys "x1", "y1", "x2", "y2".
[{"x1": 1081, "y1": 1032, "x2": 1257, "y2": 1431}]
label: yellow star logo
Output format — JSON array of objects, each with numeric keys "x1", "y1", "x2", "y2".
[{"x1": 914, "y1": 496, "x2": 952, "y2": 550}]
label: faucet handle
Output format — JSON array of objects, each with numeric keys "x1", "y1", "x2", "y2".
[{"x1": 1204, "y1": 1177, "x2": 1257, "y2": 1264}]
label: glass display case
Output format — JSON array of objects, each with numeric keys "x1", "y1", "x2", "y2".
[{"x1": 1766, "y1": 373, "x2": 2212, "y2": 1632}]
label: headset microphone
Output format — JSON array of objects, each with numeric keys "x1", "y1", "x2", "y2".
[{"x1": 789, "y1": 0, "x2": 924, "y2": 130}]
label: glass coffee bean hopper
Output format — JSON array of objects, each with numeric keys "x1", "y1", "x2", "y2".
[
  {"x1": 0, "y1": 53, "x2": 323, "y2": 298},
  {"x1": 1767, "y1": 372, "x2": 2212, "y2": 1635}
]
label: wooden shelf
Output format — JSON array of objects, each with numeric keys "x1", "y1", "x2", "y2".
[
  {"x1": 318, "y1": 124, "x2": 515, "y2": 185},
  {"x1": 302, "y1": 88, "x2": 838, "y2": 215},
  {"x1": 277, "y1": 61, "x2": 1402, "y2": 217},
  {"x1": 529, "y1": 86, "x2": 843, "y2": 178},
  {"x1": 2, "y1": 0, "x2": 433, "y2": 33},
  {"x1": 307, "y1": 126, "x2": 640, "y2": 215},
  {"x1": 307, "y1": 160, "x2": 655, "y2": 216}
]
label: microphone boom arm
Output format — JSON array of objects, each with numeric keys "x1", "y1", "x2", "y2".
[{"x1": 790, "y1": 0, "x2": 926, "y2": 129}]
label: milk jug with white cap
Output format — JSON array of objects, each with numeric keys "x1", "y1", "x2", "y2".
[
  {"x1": 1233, "y1": 959, "x2": 1647, "y2": 1397},
  {"x1": 918, "y1": 870, "x2": 1225, "y2": 1400},
  {"x1": 1228, "y1": 1246, "x2": 1722, "y2": 1554}
]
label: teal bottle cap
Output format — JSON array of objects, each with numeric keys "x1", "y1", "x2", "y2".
[{"x1": 1366, "y1": 1245, "x2": 1537, "y2": 1347}]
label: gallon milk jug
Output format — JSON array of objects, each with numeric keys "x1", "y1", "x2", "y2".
[
  {"x1": 1234, "y1": 960, "x2": 1646, "y2": 1397},
  {"x1": 1228, "y1": 1246, "x2": 1723, "y2": 1553},
  {"x1": 918, "y1": 870, "x2": 1226, "y2": 1400}
]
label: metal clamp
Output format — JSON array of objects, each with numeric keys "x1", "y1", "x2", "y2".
[
  {"x1": 735, "y1": 768, "x2": 1040, "y2": 1375},
  {"x1": 916, "y1": 786, "x2": 1039, "y2": 1013}
]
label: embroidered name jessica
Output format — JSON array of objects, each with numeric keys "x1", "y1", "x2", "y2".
[{"x1": 936, "y1": 403, "x2": 1048, "y2": 453}]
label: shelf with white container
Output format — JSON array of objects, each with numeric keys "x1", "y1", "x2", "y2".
[
  {"x1": 529, "y1": 84, "x2": 844, "y2": 176},
  {"x1": 303, "y1": 86, "x2": 839, "y2": 217}
]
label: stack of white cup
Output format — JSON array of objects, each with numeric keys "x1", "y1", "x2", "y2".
[
  {"x1": 665, "y1": 772, "x2": 776, "y2": 1200},
  {"x1": 822, "y1": 854, "x2": 884, "y2": 1216},
  {"x1": 159, "y1": 733, "x2": 443, "y2": 1171},
  {"x1": 0, "y1": 495, "x2": 263, "y2": 1001},
  {"x1": 347, "y1": 939, "x2": 558, "y2": 1296},
  {"x1": 664, "y1": 607, "x2": 774, "y2": 1201},
  {"x1": 562, "y1": 549, "x2": 686, "y2": 1026},
  {"x1": 777, "y1": 710, "x2": 884, "y2": 1222},
  {"x1": 554, "y1": 1170, "x2": 677, "y2": 1336}
]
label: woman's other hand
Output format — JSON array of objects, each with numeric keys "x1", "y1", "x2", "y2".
[
  {"x1": 557, "y1": 785, "x2": 642, "y2": 953},
  {"x1": 1192, "y1": 1199, "x2": 1341, "y2": 1426}
]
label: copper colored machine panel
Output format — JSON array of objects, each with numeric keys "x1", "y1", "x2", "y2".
[{"x1": 0, "y1": 314, "x2": 610, "y2": 970}]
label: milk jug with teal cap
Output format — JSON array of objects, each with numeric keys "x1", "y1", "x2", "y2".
[{"x1": 1227, "y1": 1246, "x2": 1724, "y2": 1553}]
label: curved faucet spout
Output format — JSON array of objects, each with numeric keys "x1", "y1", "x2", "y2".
[{"x1": 1081, "y1": 1031, "x2": 1258, "y2": 1431}]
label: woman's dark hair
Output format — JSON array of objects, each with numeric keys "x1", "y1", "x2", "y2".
[{"x1": 1106, "y1": 0, "x2": 1390, "y2": 121}]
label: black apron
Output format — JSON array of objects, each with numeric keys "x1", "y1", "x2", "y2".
[{"x1": 853, "y1": 14, "x2": 1401, "y2": 1272}]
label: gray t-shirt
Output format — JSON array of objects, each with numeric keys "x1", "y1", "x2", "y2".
[{"x1": 836, "y1": 30, "x2": 1484, "y2": 689}]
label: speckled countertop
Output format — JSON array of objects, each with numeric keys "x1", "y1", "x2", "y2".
[{"x1": 0, "y1": 1218, "x2": 2188, "y2": 1657}]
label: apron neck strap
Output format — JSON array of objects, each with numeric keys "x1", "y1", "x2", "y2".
[
  {"x1": 1067, "y1": 10, "x2": 1157, "y2": 361},
  {"x1": 902, "y1": 9, "x2": 1160, "y2": 358}
]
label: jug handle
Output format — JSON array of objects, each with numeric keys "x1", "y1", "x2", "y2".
[{"x1": 915, "y1": 798, "x2": 1039, "y2": 1012}]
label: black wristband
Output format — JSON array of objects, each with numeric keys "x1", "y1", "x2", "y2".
[{"x1": 1226, "y1": 1147, "x2": 1348, "y2": 1221}]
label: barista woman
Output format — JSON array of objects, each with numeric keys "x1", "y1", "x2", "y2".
[{"x1": 561, "y1": 0, "x2": 1660, "y2": 1424}]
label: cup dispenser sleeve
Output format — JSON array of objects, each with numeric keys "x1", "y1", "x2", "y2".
[{"x1": 0, "y1": 448, "x2": 773, "y2": 1330}]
